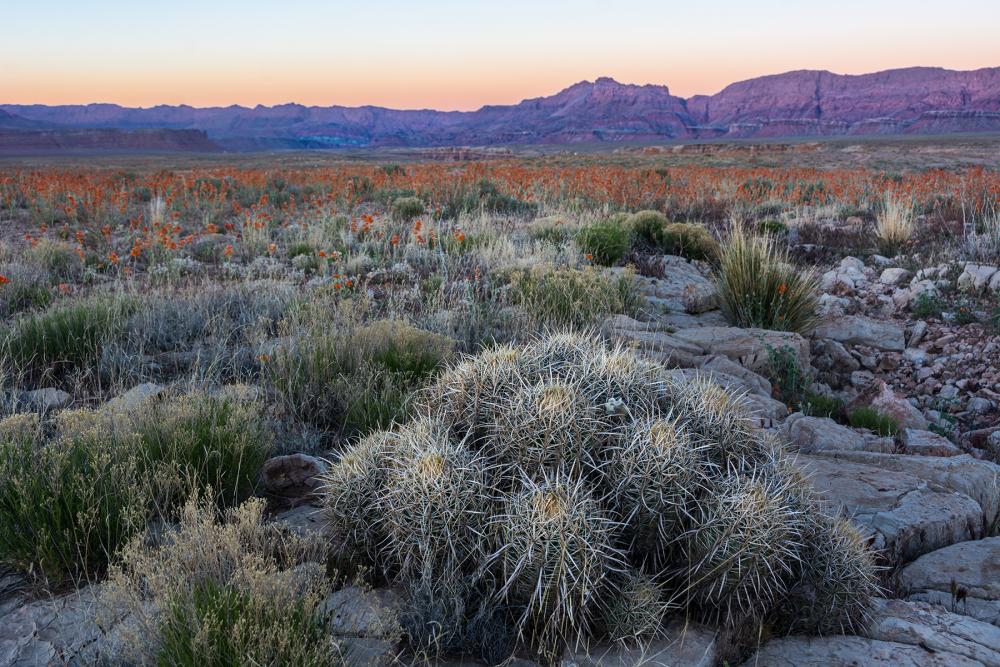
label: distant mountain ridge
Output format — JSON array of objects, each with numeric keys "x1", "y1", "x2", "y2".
[{"x1": 3, "y1": 66, "x2": 1000, "y2": 151}]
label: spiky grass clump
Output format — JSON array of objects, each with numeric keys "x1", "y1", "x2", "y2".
[
  {"x1": 134, "y1": 392, "x2": 272, "y2": 512},
  {"x1": 874, "y1": 192, "x2": 914, "y2": 257},
  {"x1": 716, "y1": 222, "x2": 819, "y2": 333},
  {"x1": 321, "y1": 333, "x2": 878, "y2": 663},
  {"x1": 0, "y1": 414, "x2": 150, "y2": 582}
]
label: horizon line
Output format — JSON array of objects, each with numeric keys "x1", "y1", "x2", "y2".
[{"x1": 4, "y1": 64, "x2": 998, "y2": 114}]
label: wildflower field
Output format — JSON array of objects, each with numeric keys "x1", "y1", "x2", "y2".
[{"x1": 2, "y1": 152, "x2": 1000, "y2": 666}]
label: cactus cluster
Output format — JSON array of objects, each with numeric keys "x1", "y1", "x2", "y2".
[{"x1": 321, "y1": 333, "x2": 879, "y2": 662}]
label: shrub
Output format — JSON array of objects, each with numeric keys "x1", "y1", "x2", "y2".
[
  {"x1": 0, "y1": 262, "x2": 52, "y2": 317},
  {"x1": 528, "y1": 216, "x2": 575, "y2": 246},
  {"x1": 443, "y1": 179, "x2": 537, "y2": 219},
  {"x1": 659, "y1": 222, "x2": 720, "y2": 262},
  {"x1": 392, "y1": 196, "x2": 426, "y2": 222},
  {"x1": 28, "y1": 238, "x2": 84, "y2": 283},
  {"x1": 875, "y1": 192, "x2": 914, "y2": 257},
  {"x1": 268, "y1": 319, "x2": 455, "y2": 436},
  {"x1": 716, "y1": 224, "x2": 819, "y2": 333},
  {"x1": 135, "y1": 392, "x2": 272, "y2": 512},
  {"x1": 103, "y1": 494, "x2": 343, "y2": 666},
  {"x1": 766, "y1": 344, "x2": 810, "y2": 408},
  {"x1": 848, "y1": 407, "x2": 899, "y2": 437},
  {"x1": 911, "y1": 291, "x2": 944, "y2": 320},
  {"x1": 0, "y1": 414, "x2": 149, "y2": 581},
  {"x1": 5, "y1": 295, "x2": 132, "y2": 382},
  {"x1": 628, "y1": 210, "x2": 669, "y2": 248},
  {"x1": 321, "y1": 334, "x2": 878, "y2": 662},
  {"x1": 576, "y1": 220, "x2": 629, "y2": 266},
  {"x1": 509, "y1": 265, "x2": 643, "y2": 331}
]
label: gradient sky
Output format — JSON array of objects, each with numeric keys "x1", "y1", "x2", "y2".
[{"x1": 5, "y1": 0, "x2": 1000, "y2": 110}]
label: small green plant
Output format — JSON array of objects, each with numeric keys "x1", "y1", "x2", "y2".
[
  {"x1": 848, "y1": 407, "x2": 899, "y2": 437},
  {"x1": 988, "y1": 301, "x2": 1000, "y2": 334},
  {"x1": 392, "y1": 196, "x2": 426, "y2": 222},
  {"x1": 0, "y1": 416, "x2": 149, "y2": 581},
  {"x1": 802, "y1": 393, "x2": 845, "y2": 420},
  {"x1": 576, "y1": 220, "x2": 629, "y2": 266},
  {"x1": 659, "y1": 222, "x2": 720, "y2": 262},
  {"x1": 136, "y1": 393, "x2": 272, "y2": 512},
  {"x1": 716, "y1": 224, "x2": 819, "y2": 333},
  {"x1": 628, "y1": 210, "x2": 669, "y2": 248},
  {"x1": 911, "y1": 291, "x2": 944, "y2": 320},
  {"x1": 757, "y1": 219, "x2": 789, "y2": 235},
  {"x1": 157, "y1": 580, "x2": 336, "y2": 667},
  {"x1": 766, "y1": 344, "x2": 809, "y2": 408},
  {"x1": 953, "y1": 296, "x2": 980, "y2": 325},
  {"x1": 509, "y1": 265, "x2": 642, "y2": 330},
  {"x1": 4, "y1": 295, "x2": 133, "y2": 382}
]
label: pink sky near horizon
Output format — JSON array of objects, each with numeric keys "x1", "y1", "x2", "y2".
[{"x1": 5, "y1": 0, "x2": 1000, "y2": 110}]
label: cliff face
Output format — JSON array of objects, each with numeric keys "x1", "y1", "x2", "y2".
[
  {"x1": 3, "y1": 66, "x2": 1000, "y2": 151},
  {"x1": 689, "y1": 67, "x2": 1000, "y2": 136}
]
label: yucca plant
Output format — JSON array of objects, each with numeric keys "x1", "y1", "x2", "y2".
[{"x1": 716, "y1": 222, "x2": 819, "y2": 333}]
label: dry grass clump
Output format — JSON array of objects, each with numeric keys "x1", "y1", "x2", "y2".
[
  {"x1": 27, "y1": 238, "x2": 85, "y2": 283},
  {"x1": 510, "y1": 265, "x2": 643, "y2": 331},
  {"x1": 268, "y1": 315, "x2": 455, "y2": 437},
  {"x1": 874, "y1": 192, "x2": 914, "y2": 257},
  {"x1": 716, "y1": 222, "x2": 819, "y2": 333},
  {"x1": 103, "y1": 494, "x2": 342, "y2": 666},
  {"x1": 321, "y1": 333, "x2": 877, "y2": 663}
]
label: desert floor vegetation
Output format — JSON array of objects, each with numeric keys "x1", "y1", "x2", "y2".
[{"x1": 0, "y1": 153, "x2": 999, "y2": 665}]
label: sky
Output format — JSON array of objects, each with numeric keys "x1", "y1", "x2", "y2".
[{"x1": 4, "y1": 0, "x2": 1000, "y2": 110}]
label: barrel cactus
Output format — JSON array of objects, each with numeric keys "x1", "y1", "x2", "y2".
[{"x1": 321, "y1": 333, "x2": 878, "y2": 662}]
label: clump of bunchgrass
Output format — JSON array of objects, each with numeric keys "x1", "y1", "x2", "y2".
[
  {"x1": 510, "y1": 265, "x2": 643, "y2": 331},
  {"x1": 134, "y1": 391, "x2": 272, "y2": 512},
  {"x1": 716, "y1": 222, "x2": 819, "y2": 333},
  {"x1": 103, "y1": 493, "x2": 342, "y2": 666},
  {"x1": 874, "y1": 192, "x2": 914, "y2": 257},
  {"x1": 392, "y1": 196, "x2": 426, "y2": 222},
  {"x1": 576, "y1": 220, "x2": 629, "y2": 266},
  {"x1": 268, "y1": 316, "x2": 454, "y2": 436},
  {"x1": 0, "y1": 411, "x2": 149, "y2": 582},
  {"x1": 4, "y1": 294, "x2": 133, "y2": 383}
]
